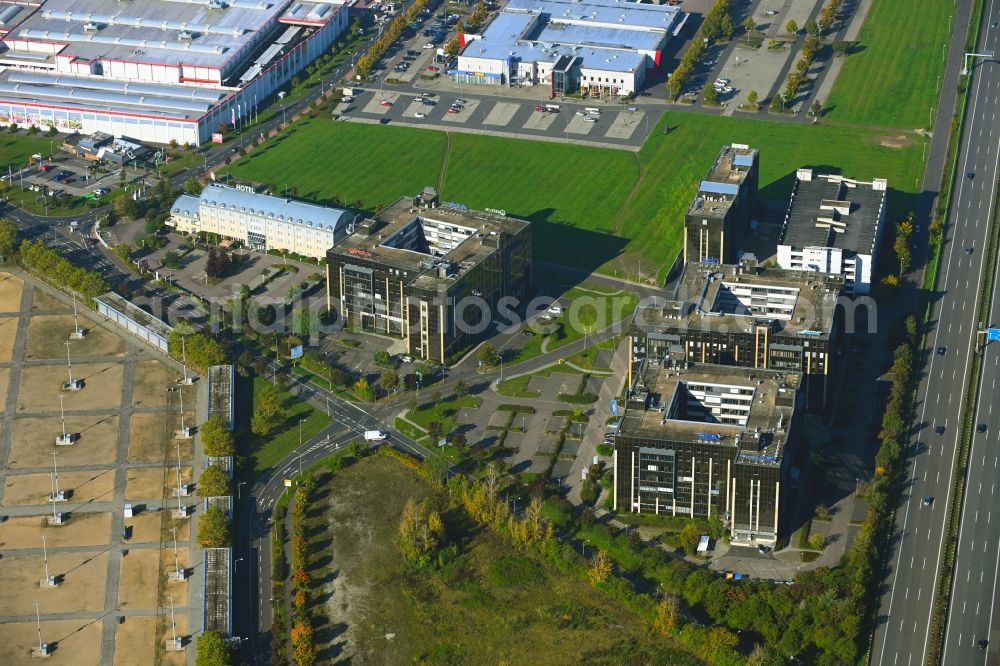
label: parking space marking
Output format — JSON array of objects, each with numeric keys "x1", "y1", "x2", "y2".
[
  {"x1": 362, "y1": 92, "x2": 400, "y2": 115},
  {"x1": 521, "y1": 108, "x2": 558, "y2": 131},
  {"x1": 564, "y1": 113, "x2": 597, "y2": 135},
  {"x1": 604, "y1": 110, "x2": 643, "y2": 140},
  {"x1": 441, "y1": 99, "x2": 478, "y2": 124},
  {"x1": 483, "y1": 102, "x2": 519, "y2": 127}
]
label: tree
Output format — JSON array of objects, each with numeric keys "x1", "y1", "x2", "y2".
[
  {"x1": 445, "y1": 36, "x2": 462, "y2": 57},
  {"x1": 0, "y1": 217, "x2": 18, "y2": 257},
  {"x1": 894, "y1": 218, "x2": 914, "y2": 274},
  {"x1": 808, "y1": 532, "x2": 826, "y2": 550},
  {"x1": 450, "y1": 431, "x2": 468, "y2": 451},
  {"x1": 198, "y1": 506, "x2": 232, "y2": 547},
  {"x1": 810, "y1": 99, "x2": 823, "y2": 118},
  {"x1": 654, "y1": 595, "x2": 681, "y2": 634},
  {"x1": 679, "y1": 521, "x2": 702, "y2": 555},
  {"x1": 743, "y1": 16, "x2": 757, "y2": 40},
  {"x1": 373, "y1": 350, "x2": 393, "y2": 367},
  {"x1": 251, "y1": 410, "x2": 271, "y2": 436},
  {"x1": 163, "y1": 251, "x2": 181, "y2": 269},
  {"x1": 114, "y1": 195, "x2": 140, "y2": 221},
  {"x1": 205, "y1": 248, "x2": 230, "y2": 279},
  {"x1": 702, "y1": 83, "x2": 719, "y2": 105},
  {"x1": 184, "y1": 177, "x2": 202, "y2": 195},
  {"x1": 770, "y1": 94, "x2": 785, "y2": 112},
  {"x1": 197, "y1": 465, "x2": 232, "y2": 497},
  {"x1": 587, "y1": 549, "x2": 613, "y2": 586},
  {"x1": 113, "y1": 243, "x2": 131, "y2": 264},
  {"x1": 200, "y1": 415, "x2": 235, "y2": 456},
  {"x1": 746, "y1": 89, "x2": 759, "y2": 109},
  {"x1": 196, "y1": 631, "x2": 232, "y2": 666},
  {"x1": 145, "y1": 218, "x2": 162, "y2": 235},
  {"x1": 478, "y1": 343, "x2": 501, "y2": 368},
  {"x1": 353, "y1": 377, "x2": 375, "y2": 402},
  {"x1": 805, "y1": 18, "x2": 819, "y2": 36},
  {"x1": 454, "y1": 378, "x2": 468, "y2": 398},
  {"x1": 427, "y1": 420, "x2": 444, "y2": 442},
  {"x1": 380, "y1": 368, "x2": 398, "y2": 393},
  {"x1": 833, "y1": 40, "x2": 850, "y2": 57},
  {"x1": 786, "y1": 19, "x2": 798, "y2": 34},
  {"x1": 329, "y1": 366, "x2": 347, "y2": 388}
]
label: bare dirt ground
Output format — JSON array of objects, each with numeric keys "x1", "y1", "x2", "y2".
[
  {"x1": 0, "y1": 551, "x2": 109, "y2": 614},
  {"x1": 131, "y1": 361, "x2": 190, "y2": 408},
  {"x1": 26, "y1": 315, "x2": 126, "y2": 359},
  {"x1": 125, "y1": 466, "x2": 192, "y2": 501},
  {"x1": 0, "y1": 317, "x2": 17, "y2": 362},
  {"x1": 113, "y1": 616, "x2": 158, "y2": 666},
  {"x1": 0, "y1": 272, "x2": 24, "y2": 312},
  {"x1": 29, "y1": 286, "x2": 65, "y2": 312},
  {"x1": 127, "y1": 511, "x2": 190, "y2": 544},
  {"x1": 118, "y1": 549, "x2": 161, "y2": 609},
  {"x1": 0, "y1": 618, "x2": 103, "y2": 665},
  {"x1": 128, "y1": 413, "x2": 194, "y2": 463},
  {"x1": 8, "y1": 415, "x2": 120, "y2": 468},
  {"x1": 0, "y1": 512, "x2": 112, "y2": 549},
  {"x1": 2, "y1": 469, "x2": 116, "y2": 506},
  {"x1": 17, "y1": 362, "x2": 125, "y2": 412}
]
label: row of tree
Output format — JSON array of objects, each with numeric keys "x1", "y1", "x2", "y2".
[
  {"x1": 19, "y1": 239, "x2": 109, "y2": 298},
  {"x1": 290, "y1": 483, "x2": 316, "y2": 666},
  {"x1": 251, "y1": 381, "x2": 287, "y2": 436},
  {"x1": 167, "y1": 328, "x2": 227, "y2": 373},
  {"x1": 667, "y1": 0, "x2": 734, "y2": 99},
  {"x1": 355, "y1": 0, "x2": 429, "y2": 76}
]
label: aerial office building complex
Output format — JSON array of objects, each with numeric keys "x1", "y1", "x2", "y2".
[
  {"x1": 775, "y1": 168, "x2": 888, "y2": 295},
  {"x1": 326, "y1": 188, "x2": 532, "y2": 363},
  {"x1": 684, "y1": 143, "x2": 759, "y2": 265},
  {"x1": 169, "y1": 184, "x2": 355, "y2": 260},
  {"x1": 613, "y1": 360, "x2": 802, "y2": 546},
  {"x1": 0, "y1": 0, "x2": 348, "y2": 144},
  {"x1": 452, "y1": 0, "x2": 687, "y2": 96},
  {"x1": 630, "y1": 260, "x2": 843, "y2": 408}
]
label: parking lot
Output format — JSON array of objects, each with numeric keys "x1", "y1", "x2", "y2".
[
  {"x1": 14, "y1": 154, "x2": 121, "y2": 200},
  {"x1": 337, "y1": 88, "x2": 655, "y2": 148}
]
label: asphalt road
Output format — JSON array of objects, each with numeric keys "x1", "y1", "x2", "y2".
[{"x1": 872, "y1": 4, "x2": 1000, "y2": 664}]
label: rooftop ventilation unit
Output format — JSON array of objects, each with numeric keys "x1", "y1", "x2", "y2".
[
  {"x1": 178, "y1": 31, "x2": 193, "y2": 41},
  {"x1": 209, "y1": 0, "x2": 228, "y2": 9},
  {"x1": 83, "y1": 22, "x2": 99, "y2": 32}
]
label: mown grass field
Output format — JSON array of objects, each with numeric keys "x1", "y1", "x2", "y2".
[
  {"x1": 224, "y1": 114, "x2": 925, "y2": 280},
  {"x1": 309, "y1": 454, "x2": 701, "y2": 665},
  {"x1": 248, "y1": 377, "x2": 331, "y2": 475},
  {"x1": 0, "y1": 134, "x2": 52, "y2": 172},
  {"x1": 824, "y1": 0, "x2": 954, "y2": 127}
]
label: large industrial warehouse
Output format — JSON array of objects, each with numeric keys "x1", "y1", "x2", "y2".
[
  {"x1": 453, "y1": 0, "x2": 687, "y2": 96},
  {"x1": 0, "y1": 0, "x2": 348, "y2": 145}
]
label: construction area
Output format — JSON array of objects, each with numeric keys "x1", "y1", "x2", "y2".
[{"x1": 0, "y1": 271, "x2": 204, "y2": 665}]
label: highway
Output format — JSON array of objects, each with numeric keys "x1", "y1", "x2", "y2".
[{"x1": 872, "y1": 5, "x2": 1000, "y2": 665}]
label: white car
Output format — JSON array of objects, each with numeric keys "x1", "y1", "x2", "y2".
[
  {"x1": 583, "y1": 116, "x2": 598, "y2": 123},
  {"x1": 415, "y1": 112, "x2": 426, "y2": 118},
  {"x1": 423, "y1": 42, "x2": 435, "y2": 48},
  {"x1": 575, "y1": 110, "x2": 586, "y2": 116},
  {"x1": 716, "y1": 78, "x2": 730, "y2": 86}
]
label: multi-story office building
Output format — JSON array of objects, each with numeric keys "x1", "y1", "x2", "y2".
[
  {"x1": 630, "y1": 260, "x2": 843, "y2": 407},
  {"x1": 684, "y1": 143, "x2": 759, "y2": 265},
  {"x1": 168, "y1": 184, "x2": 355, "y2": 260},
  {"x1": 326, "y1": 188, "x2": 532, "y2": 363},
  {"x1": 613, "y1": 360, "x2": 802, "y2": 546},
  {"x1": 775, "y1": 168, "x2": 888, "y2": 295}
]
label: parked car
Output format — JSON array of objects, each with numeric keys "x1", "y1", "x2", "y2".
[
  {"x1": 414, "y1": 112, "x2": 426, "y2": 118},
  {"x1": 380, "y1": 100, "x2": 393, "y2": 107}
]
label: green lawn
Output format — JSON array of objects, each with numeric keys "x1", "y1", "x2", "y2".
[
  {"x1": 222, "y1": 113, "x2": 925, "y2": 282},
  {"x1": 496, "y1": 364, "x2": 581, "y2": 397},
  {"x1": 249, "y1": 377, "x2": 332, "y2": 475},
  {"x1": 405, "y1": 394, "x2": 481, "y2": 437},
  {"x1": 544, "y1": 286, "x2": 637, "y2": 352},
  {"x1": 307, "y1": 454, "x2": 701, "y2": 664},
  {"x1": 824, "y1": 0, "x2": 954, "y2": 127},
  {"x1": 224, "y1": 119, "x2": 446, "y2": 210},
  {"x1": 0, "y1": 134, "x2": 52, "y2": 171}
]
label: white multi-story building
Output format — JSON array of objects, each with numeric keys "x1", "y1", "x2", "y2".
[
  {"x1": 453, "y1": 0, "x2": 687, "y2": 96},
  {"x1": 775, "y1": 169, "x2": 888, "y2": 295},
  {"x1": 169, "y1": 184, "x2": 355, "y2": 260},
  {"x1": 0, "y1": 0, "x2": 348, "y2": 145}
]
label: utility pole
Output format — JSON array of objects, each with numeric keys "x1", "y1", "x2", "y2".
[
  {"x1": 42, "y1": 534, "x2": 52, "y2": 585},
  {"x1": 64, "y1": 340, "x2": 79, "y2": 389},
  {"x1": 50, "y1": 452, "x2": 62, "y2": 502},
  {"x1": 71, "y1": 293, "x2": 84, "y2": 338}
]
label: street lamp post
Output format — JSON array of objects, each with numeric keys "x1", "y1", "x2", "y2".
[{"x1": 238, "y1": 481, "x2": 246, "y2": 500}]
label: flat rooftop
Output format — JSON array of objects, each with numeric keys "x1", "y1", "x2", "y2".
[
  {"x1": 3, "y1": 0, "x2": 286, "y2": 74},
  {"x1": 0, "y1": 70, "x2": 228, "y2": 121},
  {"x1": 687, "y1": 144, "x2": 757, "y2": 219},
  {"x1": 504, "y1": 0, "x2": 682, "y2": 31},
  {"x1": 208, "y1": 364, "x2": 234, "y2": 431},
  {"x1": 332, "y1": 194, "x2": 529, "y2": 291},
  {"x1": 94, "y1": 292, "x2": 174, "y2": 338},
  {"x1": 634, "y1": 261, "x2": 843, "y2": 338},
  {"x1": 620, "y1": 361, "x2": 799, "y2": 466},
  {"x1": 780, "y1": 170, "x2": 888, "y2": 256}
]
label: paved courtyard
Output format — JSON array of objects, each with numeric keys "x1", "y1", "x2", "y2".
[{"x1": 0, "y1": 271, "x2": 203, "y2": 665}]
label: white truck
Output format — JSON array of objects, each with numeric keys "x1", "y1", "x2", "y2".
[{"x1": 364, "y1": 430, "x2": 388, "y2": 441}]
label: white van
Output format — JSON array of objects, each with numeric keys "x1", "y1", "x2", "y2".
[{"x1": 364, "y1": 430, "x2": 387, "y2": 441}]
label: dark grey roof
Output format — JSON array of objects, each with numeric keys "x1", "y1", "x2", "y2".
[{"x1": 779, "y1": 174, "x2": 887, "y2": 255}]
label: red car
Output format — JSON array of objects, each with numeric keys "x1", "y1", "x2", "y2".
[
  {"x1": 534, "y1": 105, "x2": 545, "y2": 112},
  {"x1": 427, "y1": 65, "x2": 439, "y2": 72},
  {"x1": 380, "y1": 100, "x2": 392, "y2": 107},
  {"x1": 447, "y1": 107, "x2": 460, "y2": 114}
]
